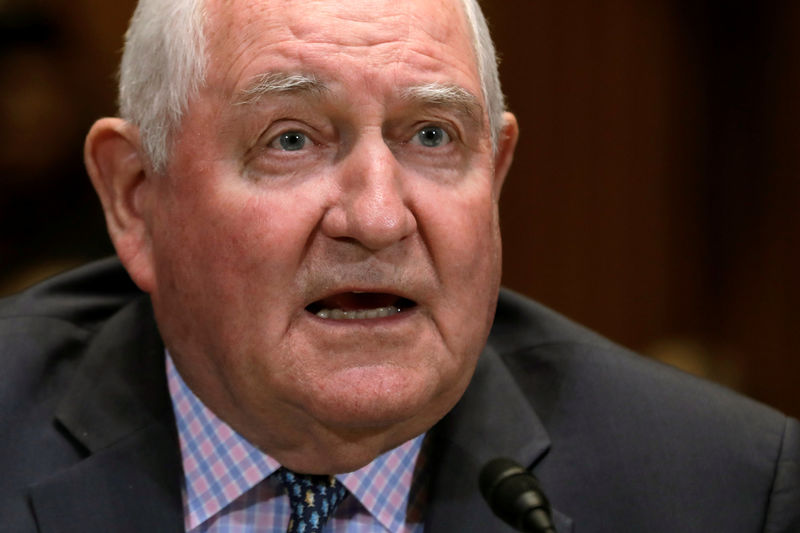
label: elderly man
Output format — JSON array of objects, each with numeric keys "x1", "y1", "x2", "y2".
[{"x1": 1, "y1": 0, "x2": 798, "y2": 531}]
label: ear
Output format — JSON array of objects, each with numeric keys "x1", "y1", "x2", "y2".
[
  {"x1": 84, "y1": 118, "x2": 156, "y2": 293},
  {"x1": 491, "y1": 112, "x2": 519, "y2": 198}
]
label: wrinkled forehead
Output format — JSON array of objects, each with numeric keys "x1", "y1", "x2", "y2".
[{"x1": 203, "y1": 0, "x2": 478, "y2": 91}]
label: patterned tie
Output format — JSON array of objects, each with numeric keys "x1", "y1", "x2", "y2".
[{"x1": 277, "y1": 468, "x2": 349, "y2": 533}]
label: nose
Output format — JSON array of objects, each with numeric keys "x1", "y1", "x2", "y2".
[{"x1": 321, "y1": 135, "x2": 417, "y2": 251}]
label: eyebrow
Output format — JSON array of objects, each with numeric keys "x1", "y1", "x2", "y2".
[
  {"x1": 399, "y1": 83, "x2": 484, "y2": 126},
  {"x1": 234, "y1": 72, "x2": 327, "y2": 105},
  {"x1": 234, "y1": 74, "x2": 483, "y2": 126}
]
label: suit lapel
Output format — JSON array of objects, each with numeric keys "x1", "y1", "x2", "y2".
[
  {"x1": 29, "y1": 422, "x2": 183, "y2": 533},
  {"x1": 425, "y1": 345, "x2": 573, "y2": 532},
  {"x1": 29, "y1": 296, "x2": 183, "y2": 532}
]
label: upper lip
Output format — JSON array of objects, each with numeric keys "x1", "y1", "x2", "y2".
[{"x1": 303, "y1": 286, "x2": 420, "y2": 311}]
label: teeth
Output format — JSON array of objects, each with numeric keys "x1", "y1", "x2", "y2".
[{"x1": 316, "y1": 306, "x2": 401, "y2": 319}]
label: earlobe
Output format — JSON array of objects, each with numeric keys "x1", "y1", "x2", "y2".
[
  {"x1": 492, "y1": 112, "x2": 519, "y2": 198},
  {"x1": 84, "y1": 118, "x2": 156, "y2": 293}
]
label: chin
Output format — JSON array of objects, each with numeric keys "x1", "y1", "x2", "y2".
[
  {"x1": 304, "y1": 364, "x2": 460, "y2": 433},
  {"x1": 270, "y1": 366, "x2": 454, "y2": 475}
]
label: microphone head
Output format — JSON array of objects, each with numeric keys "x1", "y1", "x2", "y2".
[{"x1": 479, "y1": 458, "x2": 555, "y2": 533}]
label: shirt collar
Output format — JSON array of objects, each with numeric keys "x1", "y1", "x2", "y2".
[{"x1": 166, "y1": 352, "x2": 425, "y2": 531}]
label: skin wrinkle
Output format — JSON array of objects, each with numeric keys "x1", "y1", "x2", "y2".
[
  {"x1": 119, "y1": 0, "x2": 504, "y2": 171},
  {"x1": 237, "y1": 94, "x2": 479, "y2": 189},
  {"x1": 212, "y1": 2, "x2": 476, "y2": 98},
  {"x1": 234, "y1": 73, "x2": 481, "y2": 132},
  {"x1": 400, "y1": 84, "x2": 483, "y2": 133},
  {"x1": 90, "y1": 0, "x2": 519, "y2": 474},
  {"x1": 222, "y1": 38, "x2": 479, "y2": 111},
  {"x1": 284, "y1": 4, "x2": 410, "y2": 47}
]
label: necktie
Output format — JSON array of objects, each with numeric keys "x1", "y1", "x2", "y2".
[{"x1": 277, "y1": 467, "x2": 349, "y2": 533}]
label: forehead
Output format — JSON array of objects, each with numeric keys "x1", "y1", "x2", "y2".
[{"x1": 203, "y1": 0, "x2": 478, "y2": 96}]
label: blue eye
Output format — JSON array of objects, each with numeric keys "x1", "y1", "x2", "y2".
[
  {"x1": 415, "y1": 126, "x2": 450, "y2": 147},
  {"x1": 274, "y1": 131, "x2": 307, "y2": 151}
]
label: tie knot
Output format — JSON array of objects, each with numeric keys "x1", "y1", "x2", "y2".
[{"x1": 277, "y1": 468, "x2": 348, "y2": 533}]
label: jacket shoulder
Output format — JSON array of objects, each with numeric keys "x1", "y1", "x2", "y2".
[
  {"x1": 489, "y1": 288, "x2": 799, "y2": 532},
  {"x1": 0, "y1": 257, "x2": 144, "y2": 420},
  {"x1": 491, "y1": 288, "x2": 786, "y2": 422},
  {"x1": 0, "y1": 257, "x2": 141, "y2": 330},
  {"x1": 0, "y1": 259, "x2": 159, "y2": 531}
]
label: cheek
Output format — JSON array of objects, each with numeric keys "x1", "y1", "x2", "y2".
[
  {"x1": 425, "y1": 183, "x2": 501, "y2": 281},
  {"x1": 157, "y1": 182, "x2": 312, "y2": 280},
  {"x1": 417, "y1": 181, "x2": 502, "y2": 338},
  {"x1": 148, "y1": 182, "x2": 312, "y2": 342}
]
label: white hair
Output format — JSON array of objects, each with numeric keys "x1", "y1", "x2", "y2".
[
  {"x1": 118, "y1": 0, "x2": 207, "y2": 172},
  {"x1": 118, "y1": 0, "x2": 505, "y2": 173},
  {"x1": 459, "y1": 0, "x2": 507, "y2": 151}
]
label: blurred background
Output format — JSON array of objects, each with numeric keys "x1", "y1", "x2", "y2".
[{"x1": 1, "y1": 0, "x2": 798, "y2": 417}]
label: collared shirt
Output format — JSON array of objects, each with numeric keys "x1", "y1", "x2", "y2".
[{"x1": 166, "y1": 354, "x2": 428, "y2": 532}]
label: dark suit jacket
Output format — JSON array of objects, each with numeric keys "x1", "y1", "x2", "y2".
[{"x1": 1, "y1": 258, "x2": 798, "y2": 532}]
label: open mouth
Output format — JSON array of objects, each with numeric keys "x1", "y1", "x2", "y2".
[{"x1": 305, "y1": 292, "x2": 417, "y2": 320}]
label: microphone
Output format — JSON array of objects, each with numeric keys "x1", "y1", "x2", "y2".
[{"x1": 479, "y1": 457, "x2": 556, "y2": 533}]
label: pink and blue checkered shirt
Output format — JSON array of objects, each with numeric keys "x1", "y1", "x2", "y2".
[{"x1": 166, "y1": 354, "x2": 428, "y2": 532}]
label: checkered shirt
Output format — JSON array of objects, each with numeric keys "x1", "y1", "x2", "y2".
[{"x1": 166, "y1": 353, "x2": 429, "y2": 532}]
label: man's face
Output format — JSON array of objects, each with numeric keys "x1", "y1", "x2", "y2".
[{"x1": 137, "y1": 0, "x2": 515, "y2": 472}]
